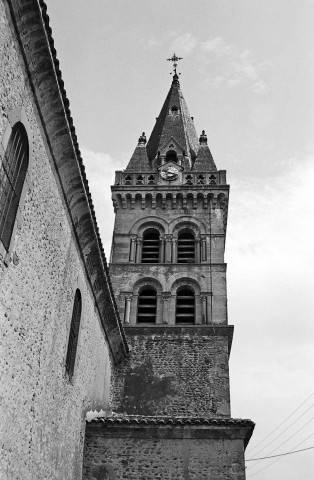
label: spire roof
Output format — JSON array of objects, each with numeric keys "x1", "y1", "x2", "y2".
[
  {"x1": 125, "y1": 132, "x2": 151, "y2": 172},
  {"x1": 146, "y1": 75, "x2": 217, "y2": 171}
]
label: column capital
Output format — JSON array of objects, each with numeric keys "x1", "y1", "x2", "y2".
[
  {"x1": 121, "y1": 291, "x2": 133, "y2": 300},
  {"x1": 161, "y1": 291, "x2": 172, "y2": 302}
]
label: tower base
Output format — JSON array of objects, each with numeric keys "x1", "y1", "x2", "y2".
[{"x1": 83, "y1": 416, "x2": 254, "y2": 479}]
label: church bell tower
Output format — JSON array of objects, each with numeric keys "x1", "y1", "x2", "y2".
[{"x1": 84, "y1": 57, "x2": 254, "y2": 479}]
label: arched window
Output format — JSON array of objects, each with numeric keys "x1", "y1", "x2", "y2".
[
  {"x1": 166, "y1": 150, "x2": 178, "y2": 163},
  {"x1": 0, "y1": 122, "x2": 29, "y2": 251},
  {"x1": 141, "y1": 228, "x2": 160, "y2": 263},
  {"x1": 137, "y1": 288, "x2": 157, "y2": 323},
  {"x1": 177, "y1": 230, "x2": 195, "y2": 263},
  {"x1": 176, "y1": 287, "x2": 195, "y2": 324},
  {"x1": 66, "y1": 289, "x2": 82, "y2": 379}
]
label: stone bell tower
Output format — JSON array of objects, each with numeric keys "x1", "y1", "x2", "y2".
[{"x1": 83, "y1": 58, "x2": 254, "y2": 479}]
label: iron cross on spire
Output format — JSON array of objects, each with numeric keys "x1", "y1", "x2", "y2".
[{"x1": 167, "y1": 53, "x2": 183, "y2": 75}]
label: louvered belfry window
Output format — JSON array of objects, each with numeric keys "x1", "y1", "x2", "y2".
[
  {"x1": 66, "y1": 289, "x2": 82, "y2": 379},
  {"x1": 137, "y1": 288, "x2": 157, "y2": 323},
  {"x1": 177, "y1": 230, "x2": 195, "y2": 263},
  {"x1": 176, "y1": 287, "x2": 195, "y2": 324},
  {"x1": 0, "y1": 122, "x2": 29, "y2": 251},
  {"x1": 141, "y1": 229, "x2": 160, "y2": 263}
]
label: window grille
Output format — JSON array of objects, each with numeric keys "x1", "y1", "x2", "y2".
[
  {"x1": 65, "y1": 289, "x2": 82, "y2": 379},
  {"x1": 176, "y1": 287, "x2": 195, "y2": 324},
  {"x1": 197, "y1": 174, "x2": 205, "y2": 185},
  {"x1": 141, "y1": 229, "x2": 160, "y2": 263},
  {"x1": 147, "y1": 175, "x2": 155, "y2": 185},
  {"x1": 136, "y1": 175, "x2": 144, "y2": 185},
  {"x1": 177, "y1": 231, "x2": 195, "y2": 263},
  {"x1": 124, "y1": 175, "x2": 132, "y2": 185},
  {"x1": 137, "y1": 288, "x2": 157, "y2": 323},
  {"x1": 185, "y1": 174, "x2": 193, "y2": 185},
  {"x1": 0, "y1": 122, "x2": 29, "y2": 251}
]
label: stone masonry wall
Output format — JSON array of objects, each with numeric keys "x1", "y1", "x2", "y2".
[
  {"x1": 112, "y1": 327, "x2": 231, "y2": 417},
  {"x1": 83, "y1": 424, "x2": 247, "y2": 480},
  {"x1": 0, "y1": 4, "x2": 112, "y2": 479}
]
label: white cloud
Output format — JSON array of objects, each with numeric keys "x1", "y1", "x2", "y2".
[
  {"x1": 81, "y1": 148, "x2": 125, "y2": 258},
  {"x1": 201, "y1": 37, "x2": 269, "y2": 93},
  {"x1": 141, "y1": 32, "x2": 268, "y2": 93},
  {"x1": 142, "y1": 37, "x2": 163, "y2": 50},
  {"x1": 228, "y1": 157, "x2": 314, "y2": 478},
  {"x1": 169, "y1": 33, "x2": 197, "y2": 55}
]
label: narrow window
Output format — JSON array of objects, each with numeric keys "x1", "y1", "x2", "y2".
[
  {"x1": 0, "y1": 122, "x2": 29, "y2": 251},
  {"x1": 176, "y1": 287, "x2": 195, "y2": 324},
  {"x1": 141, "y1": 228, "x2": 160, "y2": 263},
  {"x1": 66, "y1": 289, "x2": 82, "y2": 379},
  {"x1": 137, "y1": 288, "x2": 157, "y2": 323},
  {"x1": 177, "y1": 230, "x2": 195, "y2": 263}
]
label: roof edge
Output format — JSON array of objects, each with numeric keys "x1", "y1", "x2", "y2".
[
  {"x1": 6, "y1": 0, "x2": 128, "y2": 362},
  {"x1": 86, "y1": 415, "x2": 255, "y2": 447}
]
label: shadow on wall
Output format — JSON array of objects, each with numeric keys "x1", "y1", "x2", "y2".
[
  {"x1": 92, "y1": 465, "x2": 112, "y2": 480},
  {"x1": 117, "y1": 359, "x2": 175, "y2": 415}
]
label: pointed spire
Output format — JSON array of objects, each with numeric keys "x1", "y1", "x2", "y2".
[
  {"x1": 146, "y1": 75, "x2": 199, "y2": 169},
  {"x1": 138, "y1": 132, "x2": 147, "y2": 146},
  {"x1": 125, "y1": 132, "x2": 151, "y2": 172},
  {"x1": 193, "y1": 129, "x2": 217, "y2": 171},
  {"x1": 199, "y1": 130, "x2": 207, "y2": 145}
]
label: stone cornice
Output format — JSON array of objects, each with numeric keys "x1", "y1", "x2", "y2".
[
  {"x1": 124, "y1": 325, "x2": 234, "y2": 353},
  {"x1": 86, "y1": 415, "x2": 255, "y2": 448},
  {"x1": 6, "y1": 0, "x2": 128, "y2": 362}
]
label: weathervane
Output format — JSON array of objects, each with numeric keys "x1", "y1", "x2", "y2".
[{"x1": 167, "y1": 53, "x2": 183, "y2": 76}]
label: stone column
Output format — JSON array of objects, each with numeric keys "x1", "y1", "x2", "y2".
[
  {"x1": 159, "y1": 237, "x2": 165, "y2": 263},
  {"x1": 135, "y1": 238, "x2": 142, "y2": 263},
  {"x1": 124, "y1": 295, "x2": 133, "y2": 324},
  {"x1": 165, "y1": 235, "x2": 172, "y2": 263},
  {"x1": 171, "y1": 237, "x2": 177, "y2": 263},
  {"x1": 195, "y1": 238, "x2": 201, "y2": 263},
  {"x1": 129, "y1": 237, "x2": 136, "y2": 262},
  {"x1": 201, "y1": 295, "x2": 207, "y2": 324},
  {"x1": 207, "y1": 293, "x2": 212, "y2": 325},
  {"x1": 156, "y1": 294, "x2": 163, "y2": 324},
  {"x1": 161, "y1": 292, "x2": 171, "y2": 324},
  {"x1": 201, "y1": 236, "x2": 207, "y2": 262}
]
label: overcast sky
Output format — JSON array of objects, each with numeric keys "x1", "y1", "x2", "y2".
[{"x1": 47, "y1": 1, "x2": 314, "y2": 478}]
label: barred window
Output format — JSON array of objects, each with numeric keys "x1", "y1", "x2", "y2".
[
  {"x1": 0, "y1": 122, "x2": 29, "y2": 251},
  {"x1": 141, "y1": 228, "x2": 160, "y2": 263},
  {"x1": 137, "y1": 288, "x2": 157, "y2": 323},
  {"x1": 176, "y1": 287, "x2": 195, "y2": 324},
  {"x1": 177, "y1": 230, "x2": 195, "y2": 263},
  {"x1": 66, "y1": 289, "x2": 82, "y2": 379}
]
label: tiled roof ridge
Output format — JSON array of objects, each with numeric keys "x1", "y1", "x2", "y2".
[
  {"x1": 7, "y1": 0, "x2": 129, "y2": 360},
  {"x1": 90, "y1": 415, "x2": 255, "y2": 426},
  {"x1": 39, "y1": 1, "x2": 129, "y2": 358}
]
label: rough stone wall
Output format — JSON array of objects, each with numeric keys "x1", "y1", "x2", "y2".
[
  {"x1": 0, "y1": 4, "x2": 112, "y2": 479},
  {"x1": 83, "y1": 426, "x2": 246, "y2": 480},
  {"x1": 112, "y1": 328, "x2": 230, "y2": 417}
]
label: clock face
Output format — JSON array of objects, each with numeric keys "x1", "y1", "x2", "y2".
[{"x1": 160, "y1": 165, "x2": 179, "y2": 181}]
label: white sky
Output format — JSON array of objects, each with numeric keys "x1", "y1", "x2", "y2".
[{"x1": 47, "y1": 1, "x2": 314, "y2": 478}]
